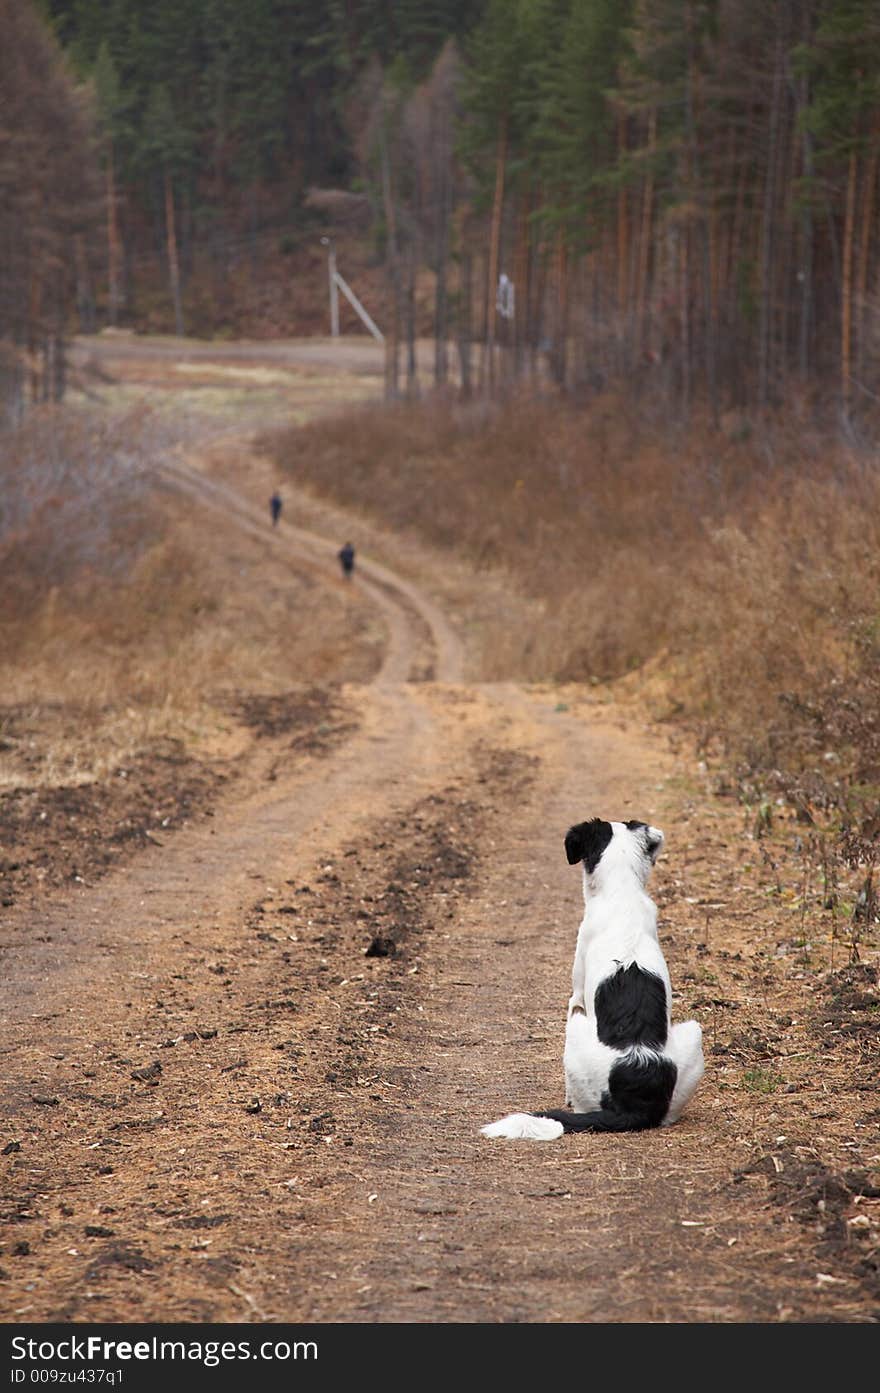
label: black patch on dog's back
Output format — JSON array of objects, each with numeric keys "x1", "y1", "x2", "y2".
[
  {"x1": 565, "y1": 819, "x2": 613, "y2": 871},
  {"x1": 594, "y1": 964, "x2": 668, "y2": 1049}
]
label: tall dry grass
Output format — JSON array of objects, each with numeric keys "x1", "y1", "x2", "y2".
[
  {"x1": 1, "y1": 405, "x2": 209, "y2": 678},
  {"x1": 0, "y1": 406, "x2": 378, "y2": 786},
  {"x1": 0, "y1": 407, "x2": 221, "y2": 781},
  {"x1": 269, "y1": 394, "x2": 880, "y2": 844}
]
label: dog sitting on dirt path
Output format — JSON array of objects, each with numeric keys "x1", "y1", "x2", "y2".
[{"x1": 481, "y1": 818, "x2": 704, "y2": 1141}]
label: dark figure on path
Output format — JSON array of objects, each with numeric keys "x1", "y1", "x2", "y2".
[
  {"x1": 270, "y1": 491, "x2": 282, "y2": 527},
  {"x1": 338, "y1": 541, "x2": 355, "y2": 579}
]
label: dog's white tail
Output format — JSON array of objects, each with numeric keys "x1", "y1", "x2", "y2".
[{"x1": 480, "y1": 1112, "x2": 565, "y2": 1141}]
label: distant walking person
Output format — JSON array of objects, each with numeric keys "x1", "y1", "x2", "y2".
[
  {"x1": 338, "y1": 541, "x2": 355, "y2": 579},
  {"x1": 270, "y1": 491, "x2": 282, "y2": 527}
]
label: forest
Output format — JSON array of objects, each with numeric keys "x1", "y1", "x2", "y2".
[{"x1": 3, "y1": 0, "x2": 880, "y2": 434}]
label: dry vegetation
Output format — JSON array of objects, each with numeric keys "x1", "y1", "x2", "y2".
[
  {"x1": 0, "y1": 404, "x2": 379, "y2": 793},
  {"x1": 4, "y1": 383, "x2": 877, "y2": 895},
  {"x1": 268, "y1": 393, "x2": 880, "y2": 872}
]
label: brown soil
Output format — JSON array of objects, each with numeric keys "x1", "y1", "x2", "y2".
[{"x1": 1, "y1": 337, "x2": 878, "y2": 1326}]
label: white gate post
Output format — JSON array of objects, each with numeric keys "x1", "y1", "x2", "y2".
[{"x1": 321, "y1": 236, "x2": 340, "y2": 337}]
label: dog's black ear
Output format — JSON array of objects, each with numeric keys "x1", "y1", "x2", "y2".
[{"x1": 565, "y1": 819, "x2": 613, "y2": 871}]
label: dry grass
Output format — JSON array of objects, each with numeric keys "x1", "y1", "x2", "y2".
[
  {"x1": 267, "y1": 393, "x2": 880, "y2": 856},
  {"x1": 0, "y1": 407, "x2": 379, "y2": 787}
]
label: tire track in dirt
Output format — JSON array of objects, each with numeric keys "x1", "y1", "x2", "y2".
[
  {"x1": 0, "y1": 461, "x2": 462, "y2": 1035},
  {"x1": 157, "y1": 455, "x2": 463, "y2": 687},
  {"x1": 0, "y1": 446, "x2": 482, "y2": 1322}
]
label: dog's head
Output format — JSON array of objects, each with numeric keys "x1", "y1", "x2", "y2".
[{"x1": 564, "y1": 818, "x2": 664, "y2": 884}]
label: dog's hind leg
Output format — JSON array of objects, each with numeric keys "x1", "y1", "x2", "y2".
[{"x1": 662, "y1": 1019, "x2": 704, "y2": 1124}]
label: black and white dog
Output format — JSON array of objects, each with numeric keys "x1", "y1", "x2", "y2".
[{"x1": 481, "y1": 818, "x2": 704, "y2": 1141}]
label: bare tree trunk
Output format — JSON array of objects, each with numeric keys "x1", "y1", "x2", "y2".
[
  {"x1": 164, "y1": 169, "x2": 184, "y2": 337},
  {"x1": 434, "y1": 175, "x2": 450, "y2": 386},
  {"x1": 855, "y1": 121, "x2": 879, "y2": 386},
  {"x1": 554, "y1": 230, "x2": 569, "y2": 388},
  {"x1": 635, "y1": 111, "x2": 656, "y2": 363},
  {"x1": 484, "y1": 116, "x2": 507, "y2": 398},
  {"x1": 456, "y1": 243, "x2": 473, "y2": 399},
  {"x1": 617, "y1": 113, "x2": 629, "y2": 370},
  {"x1": 513, "y1": 192, "x2": 530, "y2": 378},
  {"x1": 405, "y1": 241, "x2": 418, "y2": 399},
  {"x1": 679, "y1": 228, "x2": 691, "y2": 422},
  {"x1": 50, "y1": 327, "x2": 65, "y2": 402},
  {"x1": 432, "y1": 95, "x2": 452, "y2": 389},
  {"x1": 841, "y1": 144, "x2": 857, "y2": 428},
  {"x1": 379, "y1": 117, "x2": 401, "y2": 401},
  {"x1": 530, "y1": 222, "x2": 550, "y2": 382},
  {"x1": 794, "y1": 46, "x2": 815, "y2": 383},
  {"x1": 28, "y1": 271, "x2": 42, "y2": 403},
  {"x1": 107, "y1": 148, "x2": 121, "y2": 326},
  {"x1": 728, "y1": 124, "x2": 750, "y2": 305},
  {"x1": 684, "y1": 34, "x2": 717, "y2": 424},
  {"x1": 385, "y1": 294, "x2": 400, "y2": 402},
  {"x1": 527, "y1": 200, "x2": 545, "y2": 382},
  {"x1": 758, "y1": 30, "x2": 783, "y2": 410}
]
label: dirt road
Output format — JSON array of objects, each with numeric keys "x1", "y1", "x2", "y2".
[{"x1": 1, "y1": 337, "x2": 878, "y2": 1325}]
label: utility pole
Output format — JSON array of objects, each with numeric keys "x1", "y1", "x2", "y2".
[{"x1": 321, "y1": 236, "x2": 340, "y2": 337}]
